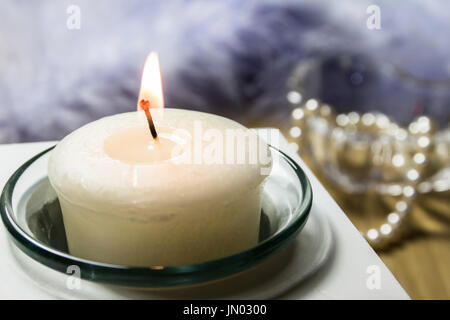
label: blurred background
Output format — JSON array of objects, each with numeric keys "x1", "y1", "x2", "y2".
[{"x1": 0, "y1": 0, "x2": 449, "y2": 298}]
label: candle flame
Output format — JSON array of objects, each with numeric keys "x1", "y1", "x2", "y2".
[{"x1": 137, "y1": 52, "x2": 164, "y2": 111}]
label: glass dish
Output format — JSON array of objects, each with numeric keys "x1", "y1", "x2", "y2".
[{"x1": 0, "y1": 145, "x2": 312, "y2": 288}]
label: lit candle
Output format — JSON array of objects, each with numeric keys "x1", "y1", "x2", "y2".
[{"x1": 48, "y1": 52, "x2": 272, "y2": 266}]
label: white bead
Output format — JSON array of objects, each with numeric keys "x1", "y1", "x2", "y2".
[
  {"x1": 392, "y1": 154, "x2": 405, "y2": 167},
  {"x1": 367, "y1": 229, "x2": 380, "y2": 241},
  {"x1": 395, "y1": 201, "x2": 408, "y2": 213},
  {"x1": 387, "y1": 184, "x2": 403, "y2": 196},
  {"x1": 403, "y1": 186, "x2": 415, "y2": 198},
  {"x1": 336, "y1": 114, "x2": 349, "y2": 127},
  {"x1": 348, "y1": 112, "x2": 360, "y2": 124},
  {"x1": 407, "y1": 169, "x2": 420, "y2": 181},
  {"x1": 305, "y1": 99, "x2": 319, "y2": 111},
  {"x1": 289, "y1": 126, "x2": 302, "y2": 139},
  {"x1": 417, "y1": 116, "x2": 431, "y2": 133},
  {"x1": 380, "y1": 224, "x2": 393, "y2": 236},
  {"x1": 376, "y1": 115, "x2": 389, "y2": 129},
  {"x1": 388, "y1": 212, "x2": 401, "y2": 225},
  {"x1": 413, "y1": 153, "x2": 426, "y2": 164},
  {"x1": 320, "y1": 105, "x2": 332, "y2": 117},
  {"x1": 362, "y1": 113, "x2": 376, "y2": 126},
  {"x1": 395, "y1": 129, "x2": 408, "y2": 141},
  {"x1": 292, "y1": 108, "x2": 304, "y2": 120},
  {"x1": 417, "y1": 136, "x2": 430, "y2": 148},
  {"x1": 409, "y1": 122, "x2": 419, "y2": 134},
  {"x1": 287, "y1": 91, "x2": 302, "y2": 104}
]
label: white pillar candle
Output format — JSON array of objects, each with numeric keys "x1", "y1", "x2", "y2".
[
  {"x1": 48, "y1": 108, "x2": 271, "y2": 266},
  {"x1": 47, "y1": 52, "x2": 271, "y2": 266}
]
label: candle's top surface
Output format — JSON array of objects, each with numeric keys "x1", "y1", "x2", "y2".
[{"x1": 48, "y1": 109, "x2": 272, "y2": 218}]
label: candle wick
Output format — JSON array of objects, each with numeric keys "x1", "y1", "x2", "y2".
[{"x1": 139, "y1": 99, "x2": 158, "y2": 139}]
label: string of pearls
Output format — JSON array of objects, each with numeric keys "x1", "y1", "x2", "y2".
[{"x1": 286, "y1": 92, "x2": 439, "y2": 248}]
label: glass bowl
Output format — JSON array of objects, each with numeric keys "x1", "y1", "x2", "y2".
[{"x1": 0, "y1": 145, "x2": 312, "y2": 288}]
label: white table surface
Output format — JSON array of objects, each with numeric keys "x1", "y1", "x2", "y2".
[{"x1": 0, "y1": 130, "x2": 409, "y2": 299}]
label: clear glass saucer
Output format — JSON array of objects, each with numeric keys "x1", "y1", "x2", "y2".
[{"x1": 0, "y1": 145, "x2": 312, "y2": 288}]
